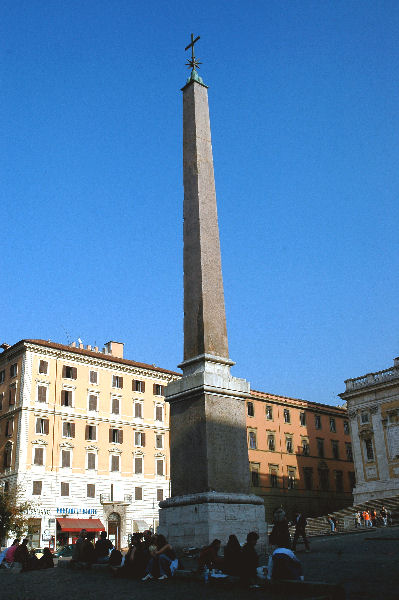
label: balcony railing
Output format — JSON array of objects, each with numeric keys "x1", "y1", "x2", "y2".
[
  {"x1": 100, "y1": 493, "x2": 132, "y2": 504},
  {"x1": 345, "y1": 366, "x2": 399, "y2": 391}
]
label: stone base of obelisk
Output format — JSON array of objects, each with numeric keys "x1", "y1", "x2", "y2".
[{"x1": 158, "y1": 492, "x2": 267, "y2": 553}]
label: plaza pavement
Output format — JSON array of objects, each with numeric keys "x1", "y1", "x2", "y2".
[{"x1": 0, "y1": 525, "x2": 398, "y2": 600}]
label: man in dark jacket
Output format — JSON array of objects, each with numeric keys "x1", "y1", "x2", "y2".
[
  {"x1": 292, "y1": 514, "x2": 310, "y2": 552},
  {"x1": 14, "y1": 538, "x2": 30, "y2": 570},
  {"x1": 95, "y1": 531, "x2": 113, "y2": 563},
  {"x1": 241, "y1": 531, "x2": 260, "y2": 589}
]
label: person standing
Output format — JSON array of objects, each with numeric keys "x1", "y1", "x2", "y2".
[
  {"x1": 292, "y1": 514, "x2": 310, "y2": 552},
  {"x1": 380, "y1": 506, "x2": 388, "y2": 527}
]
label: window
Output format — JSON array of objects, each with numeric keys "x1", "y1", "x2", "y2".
[
  {"x1": 39, "y1": 360, "x2": 48, "y2": 375},
  {"x1": 61, "y1": 482, "x2": 69, "y2": 496},
  {"x1": 365, "y1": 438, "x2": 374, "y2": 461},
  {"x1": 331, "y1": 440, "x2": 339, "y2": 460},
  {"x1": 62, "y1": 422, "x2": 75, "y2": 438},
  {"x1": 112, "y1": 375, "x2": 123, "y2": 389},
  {"x1": 87, "y1": 484, "x2": 95, "y2": 498},
  {"x1": 348, "y1": 471, "x2": 356, "y2": 489},
  {"x1": 35, "y1": 418, "x2": 49, "y2": 435},
  {"x1": 317, "y1": 438, "x2": 324, "y2": 458},
  {"x1": 134, "y1": 431, "x2": 145, "y2": 447},
  {"x1": 134, "y1": 456, "x2": 143, "y2": 474},
  {"x1": 61, "y1": 390, "x2": 72, "y2": 407},
  {"x1": 343, "y1": 420, "x2": 350, "y2": 435},
  {"x1": 9, "y1": 387, "x2": 16, "y2": 406},
  {"x1": 134, "y1": 402, "x2": 143, "y2": 419},
  {"x1": 37, "y1": 385, "x2": 47, "y2": 403},
  {"x1": 283, "y1": 409, "x2": 290, "y2": 423},
  {"x1": 32, "y1": 481, "x2": 42, "y2": 495},
  {"x1": 304, "y1": 467, "x2": 313, "y2": 490},
  {"x1": 267, "y1": 433, "x2": 275, "y2": 451},
  {"x1": 318, "y1": 468, "x2": 329, "y2": 491},
  {"x1": 266, "y1": 406, "x2": 273, "y2": 420},
  {"x1": 3, "y1": 445, "x2": 12, "y2": 468},
  {"x1": 111, "y1": 455, "x2": 120, "y2": 472},
  {"x1": 361, "y1": 412, "x2": 369, "y2": 424},
  {"x1": 134, "y1": 486, "x2": 143, "y2": 500},
  {"x1": 133, "y1": 380, "x2": 145, "y2": 393},
  {"x1": 10, "y1": 364, "x2": 17, "y2": 378},
  {"x1": 247, "y1": 402, "x2": 254, "y2": 417},
  {"x1": 250, "y1": 463, "x2": 260, "y2": 487},
  {"x1": 89, "y1": 370, "x2": 98, "y2": 384},
  {"x1": 0, "y1": 370, "x2": 5, "y2": 383},
  {"x1": 300, "y1": 412, "x2": 306, "y2": 426},
  {"x1": 88, "y1": 394, "x2": 98, "y2": 411},
  {"x1": 155, "y1": 434, "x2": 164, "y2": 449},
  {"x1": 155, "y1": 405, "x2": 163, "y2": 422},
  {"x1": 34, "y1": 447, "x2": 44, "y2": 466},
  {"x1": 62, "y1": 366, "x2": 77, "y2": 379},
  {"x1": 302, "y1": 438, "x2": 310, "y2": 456},
  {"x1": 61, "y1": 450, "x2": 71, "y2": 468},
  {"x1": 87, "y1": 452, "x2": 96, "y2": 470},
  {"x1": 5, "y1": 419, "x2": 14, "y2": 437},
  {"x1": 330, "y1": 418, "x2": 336, "y2": 433},
  {"x1": 287, "y1": 467, "x2": 296, "y2": 489},
  {"x1": 85, "y1": 425, "x2": 97, "y2": 441},
  {"x1": 315, "y1": 414, "x2": 322, "y2": 429},
  {"x1": 270, "y1": 465, "x2": 279, "y2": 488},
  {"x1": 0, "y1": 393, "x2": 3, "y2": 411},
  {"x1": 345, "y1": 442, "x2": 353, "y2": 461},
  {"x1": 157, "y1": 489, "x2": 164, "y2": 502},
  {"x1": 156, "y1": 458, "x2": 164, "y2": 476},
  {"x1": 110, "y1": 428, "x2": 123, "y2": 444},
  {"x1": 153, "y1": 384, "x2": 164, "y2": 396},
  {"x1": 111, "y1": 397, "x2": 120, "y2": 415},
  {"x1": 286, "y1": 436, "x2": 293, "y2": 454},
  {"x1": 335, "y1": 470, "x2": 343, "y2": 493},
  {"x1": 248, "y1": 430, "x2": 257, "y2": 449}
]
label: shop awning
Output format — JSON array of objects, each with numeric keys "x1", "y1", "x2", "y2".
[
  {"x1": 133, "y1": 520, "x2": 149, "y2": 532},
  {"x1": 56, "y1": 518, "x2": 105, "y2": 533}
]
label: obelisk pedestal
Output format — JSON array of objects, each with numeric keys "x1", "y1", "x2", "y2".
[{"x1": 159, "y1": 56, "x2": 266, "y2": 550}]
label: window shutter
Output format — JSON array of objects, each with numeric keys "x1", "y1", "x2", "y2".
[
  {"x1": 85, "y1": 425, "x2": 90, "y2": 440},
  {"x1": 33, "y1": 481, "x2": 42, "y2": 495},
  {"x1": 119, "y1": 376, "x2": 123, "y2": 388},
  {"x1": 72, "y1": 367, "x2": 77, "y2": 379},
  {"x1": 111, "y1": 455, "x2": 119, "y2": 471},
  {"x1": 135, "y1": 487, "x2": 142, "y2": 500},
  {"x1": 109, "y1": 428, "x2": 113, "y2": 443},
  {"x1": 87, "y1": 453, "x2": 95, "y2": 470},
  {"x1": 89, "y1": 395, "x2": 97, "y2": 411},
  {"x1": 62, "y1": 450, "x2": 68, "y2": 468},
  {"x1": 135, "y1": 457, "x2": 142, "y2": 473},
  {"x1": 157, "y1": 460, "x2": 164, "y2": 476},
  {"x1": 62, "y1": 366, "x2": 66, "y2": 378},
  {"x1": 87, "y1": 483, "x2": 95, "y2": 498},
  {"x1": 70, "y1": 423, "x2": 75, "y2": 438},
  {"x1": 5, "y1": 448, "x2": 11, "y2": 468},
  {"x1": 34, "y1": 447, "x2": 43, "y2": 465},
  {"x1": 38, "y1": 386, "x2": 46, "y2": 403},
  {"x1": 157, "y1": 489, "x2": 163, "y2": 502},
  {"x1": 61, "y1": 390, "x2": 66, "y2": 406},
  {"x1": 90, "y1": 371, "x2": 97, "y2": 384},
  {"x1": 153, "y1": 384, "x2": 157, "y2": 394},
  {"x1": 112, "y1": 398, "x2": 119, "y2": 414},
  {"x1": 119, "y1": 429, "x2": 123, "y2": 444},
  {"x1": 156, "y1": 406, "x2": 163, "y2": 421},
  {"x1": 142, "y1": 432, "x2": 146, "y2": 447},
  {"x1": 9, "y1": 388, "x2": 16, "y2": 405},
  {"x1": 36, "y1": 418, "x2": 41, "y2": 434},
  {"x1": 62, "y1": 422, "x2": 67, "y2": 437},
  {"x1": 44, "y1": 419, "x2": 49, "y2": 435}
]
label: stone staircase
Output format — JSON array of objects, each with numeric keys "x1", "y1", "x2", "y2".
[{"x1": 290, "y1": 494, "x2": 399, "y2": 538}]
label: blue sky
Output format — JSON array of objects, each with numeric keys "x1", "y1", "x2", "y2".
[{"x1": 2, "y1": 1, "x2": 399, "y2": 405}]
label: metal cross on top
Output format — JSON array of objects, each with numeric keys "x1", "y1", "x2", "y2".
[{"x1": 185, "y1": 33, "x2": 202, "y2": 71}]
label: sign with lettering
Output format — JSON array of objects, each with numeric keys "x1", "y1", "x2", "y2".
[
  {"x1": 27, "y1": 508, "x2": 51, "y2": 516},
  {"x1": 56, "y1": 507, "x2": 97, "y2": 515}
]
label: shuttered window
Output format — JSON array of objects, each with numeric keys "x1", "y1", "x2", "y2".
[
  {"x1": 134, "y1": 402, "x2": 143, "y2": 418},
  {"x1": 85, "y1": 425, "x2": 96, "y2": 441},
  {"x1": 133, "y1": 380, "x2": 145, "y2": 393},
  {"x1": 61, "y1": 390, "x2": 72, "y2": 407},
  {"x1": 34, "y1": 447, "x2": 44, "y2": 465},
  {"x1": 156, "y1": 459, "x2": 164, "y2": 476},
  {"x1": 37, "y1": 386, "x2": 47, "y2": 403},
  {"x1": 4, "y1": 446, "x2": 12, "y2": 468},
  {"x1": 134, "y1": 432, "x2": 145, "y2": 447},
  {"x1": 112, "y1": 375, "x2": 123, "y2": 389},
  {"x1": 87, "y1": 484, "x2": 95, "y2": 498},
  {"x1": 111, "y1": 455, "x2": 120, "y2": 472},
  {"x1": 155, "y1": 434, "x2": 163, "y2": 449},
  {"x1": 135, "y1": 487, "x2": 143, "y2": 500},
  {"x1": 89, "y1": 371, "x2": 98, "y2": 384},
  {"x1": 134, "y1": 456, "x2": 143, "y2": 474},
  {"x1": 62, "y1": 366, "x2": 77, "y2": 379},
  {"x1": 153, "y1": 384, "x2": 164, "y2": 396},
  {"x1": 61, "y1": 450, "x2": 71, "y2": 468},
  {"x1": 87, "y1": 453, "x2": 96, "y2": 470},
  {"x1": 0, "y1": 393, "x2": 3, "y2": 411},
  {"x1": 10, "y1": 364, "x2": 17, "y2": 378},
  {"x1": 157, "y1": 489, "x2": 163, "y2": 502},
  {"x1": 62, "y1": 422, "x2": 75, "y2": 438},
  {"x1": 35, "y1": 418, "x2": 49, "y2": 435},
  {"x1": 110, "y1": 428, "x2": 123, "y2": 444},
  {"x1": 88, "y1": 395, "x2": 97, "y2": 411},
  {"x1": 61, "y1": 482, "x2": 69, "y2": 496},
  {"x1": 8, "y1": 387, "x2": 16, "y2": 406},
  {"x1": 111, "y1": 398, "x2": 120, "y2": 414},
  {"x1": 32, "y1": 481, "x2": 42, "y2": 495},
  {"x1": 155, "y1": 406, "x2": 163, "y2": 422},
  {"x1": 6, "y1": 420, "x2": 13, "y2": 437},
  {"x1": 39, "y1": 360, "x2": 48, "y2": 374}
]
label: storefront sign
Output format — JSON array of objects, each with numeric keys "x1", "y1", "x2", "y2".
[
  {"x1": 27, "y1": 508, "x2": 51, "y2": 516},
  {"x1": 56, "y1": 507, "x2": 98, "y2": 515}
]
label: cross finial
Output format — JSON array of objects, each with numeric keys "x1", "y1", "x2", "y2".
[{"x1": 185, "y1": 33, "x2": 202, "y2": 71}]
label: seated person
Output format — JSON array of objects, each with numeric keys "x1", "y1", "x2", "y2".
[
  {"x1": 142, "y1": 534, "x2": 177, "y2": 581},
  {"x1": 14, "y1": 538, "x2": 30, "y2": 570},
  {"x1": 198, "y1": 539, "x2": 224, "y2": 572},
  {"x1": 79, "y1": 534, "x2": 96, "y2": 565},
  {"x1": 241, "y1": 531, "x2": 260, "y2": 589},
  {"x1": 223, "y1": 534, "x2": 242, "y2": 575},
  {"x1": 38, "y1": 548, "x2": 54, "y2": 569},
  {"x1": 267, "y1": 547, "x2": 303, "y2": 582},
  {"x1": 95, "y1": 531, "x2": 113, "y2": 563},
  {"x1": 5, "y1": 540, "x2": 20, "y2": 566}
]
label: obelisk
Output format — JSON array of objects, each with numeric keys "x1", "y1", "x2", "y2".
[{"x1": 159, "y1": 36, "x2": 266, "y2": 550}]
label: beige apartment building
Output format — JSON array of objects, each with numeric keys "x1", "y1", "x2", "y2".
[{"x1": 0, "y1": 339, "x2": 178, "y2": 548}]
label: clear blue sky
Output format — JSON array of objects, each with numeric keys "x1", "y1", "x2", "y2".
[{"x1": 2, "y1": 1, "x2": 399, "y2": 405}]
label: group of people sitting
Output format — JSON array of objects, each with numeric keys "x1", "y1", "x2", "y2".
[
  {"x1": 0, "y1": 538, "x2": 54, "y2": 571},
  {"x1": 71, "y1": 529, "x2": 116, "y2": 566}
]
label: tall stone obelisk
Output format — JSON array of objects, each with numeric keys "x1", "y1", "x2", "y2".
[{"x1": 159, "y1": 36, "x2": 266, "y2": 549}]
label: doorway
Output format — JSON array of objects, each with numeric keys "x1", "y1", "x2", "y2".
[{"x1": 107, "y1": 512, "x2": 121, "y2": 549}]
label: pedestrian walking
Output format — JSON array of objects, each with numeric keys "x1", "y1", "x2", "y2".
[
  {"x1": 380, "y1": 506, "x2": 388, "y2": 527},
  {"x1": 292, "y1": 513, "x2": 310, "y2": 552}
]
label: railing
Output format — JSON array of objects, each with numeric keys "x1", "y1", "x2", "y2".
[
  {"x1": 100, "y1": 493, "x2": 132, "y2": 504},
  {"x1": 345, "y1": 366, "x2": 399, "y2": 391}
]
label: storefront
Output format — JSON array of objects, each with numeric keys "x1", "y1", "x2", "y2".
[{"x1": 56, "y1": 517, "x2": 105, "y2": 545}]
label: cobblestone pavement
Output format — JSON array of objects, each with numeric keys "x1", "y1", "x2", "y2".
[{"x1": 1, "y1": 526, "x2": 398, "y2": 600}]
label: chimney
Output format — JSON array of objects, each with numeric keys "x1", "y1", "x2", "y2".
[
  {"x1": 0, "y1": 343, "x2": 11, "y2": 351},
  {"x1": 104, "y1": 341, "x2": 124, "y2": 358},
  {"x1": 79, "y1": 343, "x2": 84, "y2": 349},
  {"x1": 70, "y1": 342, "x2": 76, "y2": 348},
  {"x1": 87, "y1": 345, "x2": 92, "y2": 351},
  {"x1": 94, "y1": 346, "x2": 99, "y2": 352}
]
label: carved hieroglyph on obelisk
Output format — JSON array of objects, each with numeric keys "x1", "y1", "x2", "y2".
[{"x1": 158, "y1": 35, "x2": 266, "y2": 549}]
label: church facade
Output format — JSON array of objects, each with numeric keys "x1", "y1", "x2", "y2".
[{"x1": 340, "y1": 356, "x2": 399, "y2": 504}]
